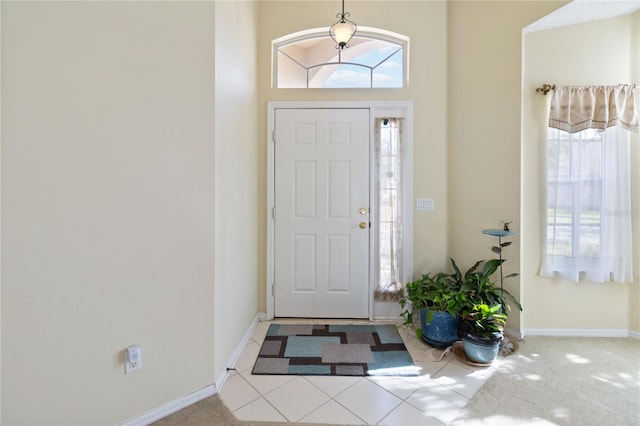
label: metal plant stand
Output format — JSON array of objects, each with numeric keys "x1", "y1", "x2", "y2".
[{"x1": 482, "y1": 226, "x2": 520, "y2": 355}]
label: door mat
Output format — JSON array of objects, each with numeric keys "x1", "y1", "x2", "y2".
[{"x1": 251, "y1": 324, "x2": 419, "y2": 376}]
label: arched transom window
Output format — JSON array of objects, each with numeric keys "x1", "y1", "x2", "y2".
[{"x1": 273, "y1": 27, "x2": 409, "y2": 89}]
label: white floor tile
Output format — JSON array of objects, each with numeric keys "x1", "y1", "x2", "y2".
[
  {"x1": 378, "y1": 401, "x2": 445, "y2": 426},
  {"x1": 406, "y1": 380, "x2": 470, "y2": 425},
  {"x1": 366, "y1": 374, "x2": 428, "y2": 400},
  {"x1": 234, "y1": 340, "x2": 261, "y2": 373},
  {"x1": 218, "y1": 373, "x2": 261, "y2": 412},
  {"x1": 263, "y1": 376, "x2": 331, "y2": 422},
  {"x1": 300, "y1": 399, "x2": 366, "y2": 425},
  {"x1": 232, "y1": 397, "x2": 287, "y2": 422},
  {"x1": 413, "y1": 358, "x2": 453, "y2": 378},
  {"x1": 432, "y1": 360, "x2": 495, "y2": 399},
  {"x1": 334, "y1": 377, "x2": 403, "y2": 425},
  {"x1": 240, "y1": 371, "x2": 297, "y2": 395},
  {"x1": 250, "y1": 321, "x2": 271, "y2": 344},
  {"x1": 305, "y1": 375, "x2": 363, "y2": 397}
]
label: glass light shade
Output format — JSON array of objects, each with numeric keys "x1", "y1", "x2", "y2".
[{"x1": 330, "y1": 20, "x2": 357, "y2": 48}]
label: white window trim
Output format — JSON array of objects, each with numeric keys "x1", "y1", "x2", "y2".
[{"x1": 265, "y1": 101, "x2": 414, "y2": 320}]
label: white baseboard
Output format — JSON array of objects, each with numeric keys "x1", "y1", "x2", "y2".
[
  {"x1": 628, "y1": 330, "x2": 640, "y2": 339},
  {"x1": 522, "y1": 328, "x2": 631, "y2": 338},
  {"x1": 119, "y1": 313, "x2": 263, "y2": 426},
  {"x1": 119, "y1": 384, "x2": 216, "y2": 426},
  {"x1": 214, "y1": 313, "x2": 261, "y2": 390}
]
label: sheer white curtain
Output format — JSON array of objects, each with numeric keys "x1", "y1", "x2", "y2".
[
  {"x1": 374, "y1": 118, "x2": 404, "y2": 300},
  {"x1": 541, "y1": 85, "x2": 637, "y2": 283}
]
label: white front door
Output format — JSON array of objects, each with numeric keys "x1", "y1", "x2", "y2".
[{"x1": 274, "y1": 108, "x2": 370, "y2": 318}]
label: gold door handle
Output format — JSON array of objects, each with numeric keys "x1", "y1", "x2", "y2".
[{"x1": 359, "y1": 222, "x2": 367, "y2": 229}]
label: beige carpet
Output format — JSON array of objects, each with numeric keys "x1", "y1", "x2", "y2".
[
  {"x1": 153, "y1": 336, "x2": 639, "y2": 426},
  {"x1": 150, "y1": 394, "x2": 341, "y2": 426},
  {"x1": 452, "y1": 336, "x2": 640, "y2": 426}
]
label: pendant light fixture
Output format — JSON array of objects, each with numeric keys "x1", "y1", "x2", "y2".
[{"x1": 329, "y1": 0, "x2": 357, "y2": 50}]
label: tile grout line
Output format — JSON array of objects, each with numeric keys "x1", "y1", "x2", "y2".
[
  {"x1": 232, "y1": 365, "x2": 293, "y2": 422},
  {"x1": 223, "y1": 374, "x2": 263, "y2": 415},
  {"x1": 371, "y1": 399, "x2": 405, "y2": 426},
  {"x1": 365, "y1": 376, "x2": 421, "y2": 402},
  {"x1": 301, "y1": 375, "x2": 368, "y2": 425},
  {"x1": 299, "y1": 397, "x2": 367, "y2": 425}
]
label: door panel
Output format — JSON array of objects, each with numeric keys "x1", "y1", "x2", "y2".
[{"x1": 274, "y1": 108, "x2": 370, "y2": 318}]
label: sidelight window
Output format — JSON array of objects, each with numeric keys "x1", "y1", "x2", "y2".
[{"x1": 374, "y1": 117, "x2": 405, "y2": 300}]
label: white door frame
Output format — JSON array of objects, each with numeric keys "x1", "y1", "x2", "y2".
[{"x1": 266, "y1": 101, "x2": 414, "y2": 320}]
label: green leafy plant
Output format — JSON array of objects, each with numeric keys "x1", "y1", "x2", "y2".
[
  {"x1": 451, "y1": 258, "x2": 522, "y2": 317},
  {"x1": 462, "y1": 303, "x2": 507, "y2": 339},
  {"x1": 398, "y1": 257, "x2": 521, "y2": 340},
  {"x1": 399, "y1": 272, "x2": 466, "y2": 338}
]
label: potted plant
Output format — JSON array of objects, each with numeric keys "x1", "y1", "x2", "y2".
[
  {"x1": 460, "y1": 303, "x2": 507, "y2": 364},
  {"x1": 399, "y1": 271, "x2": 465, "y2": 349},
  {"x1": 451, "y1": 258, "x2": 522, "y2": 314},
  {"x1": 399, "y1": 256, "x2": 521, "y2": 351}
]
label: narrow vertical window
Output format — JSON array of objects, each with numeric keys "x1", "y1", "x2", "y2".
[{"x1": 374, "y1": 118, "x2": 404, "y2": 300}]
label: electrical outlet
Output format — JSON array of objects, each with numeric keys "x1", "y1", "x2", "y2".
[
  {"x1": 416, "y1": 198, "x2": 434, "y2": 211},
  {"x1": 125, "y1": 345, "x2": 142, "y2": 374}
]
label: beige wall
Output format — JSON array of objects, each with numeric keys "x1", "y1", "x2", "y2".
[
  {"x1": 1, "y1": 1, "x2": 257, "y2": 424},
  {"x1": 448, "y1": 1, "x2": 565, "y2": 331},
  {"x1": 214, "y1": 0, "x2": 260, "y2": 377},
  {"x1": 522, "y1": 13, "x2": 640, "y2": 333}
]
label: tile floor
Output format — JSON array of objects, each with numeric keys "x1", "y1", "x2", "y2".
[{"x1": 219, "y1": 319, "x2": 501, "y2": 425}]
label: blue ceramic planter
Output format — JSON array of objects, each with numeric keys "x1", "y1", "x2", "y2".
[
  {"x1": 461, "y1": 332, "x2": 502, "y2": 364},
  {"x1": 420, "y1": 309, "x2": 458, "y2": 349}
]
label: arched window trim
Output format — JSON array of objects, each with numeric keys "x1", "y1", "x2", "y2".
[{"x1": 272, "y1": 26, "x2": 410, "y2": 89}]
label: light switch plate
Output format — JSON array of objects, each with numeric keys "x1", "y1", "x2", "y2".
[{"x1": 416, "y1": 198, "x2": 434, "y2": 211}]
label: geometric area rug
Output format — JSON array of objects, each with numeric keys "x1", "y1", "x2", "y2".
[{"x1": 252, "y1": 324, "x2": 419, "y2": 377}]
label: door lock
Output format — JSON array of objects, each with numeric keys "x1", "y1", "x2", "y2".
[{"x1": 359, "y1": 208, "x2": 368, "y2": 215}]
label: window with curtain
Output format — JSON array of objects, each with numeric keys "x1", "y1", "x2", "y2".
[
  {"x1": 541, "y1": 84, "x2": 637, "y2": 283},
  {"x1": 374, "y1": 118, "x2": 404, "y2": 300}
]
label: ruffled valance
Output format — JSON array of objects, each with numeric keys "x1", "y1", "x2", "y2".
[{"x1": 548, "y1": 84, "x2": 638, "y2": 133}]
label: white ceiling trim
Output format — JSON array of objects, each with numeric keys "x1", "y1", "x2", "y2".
[{"x1": 524, "y1": 0, "x2": 640, "y2": 33}]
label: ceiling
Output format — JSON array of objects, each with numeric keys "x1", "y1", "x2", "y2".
[{"x1": 524, "y1": 0, "x2": 640, "y2": 33}]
